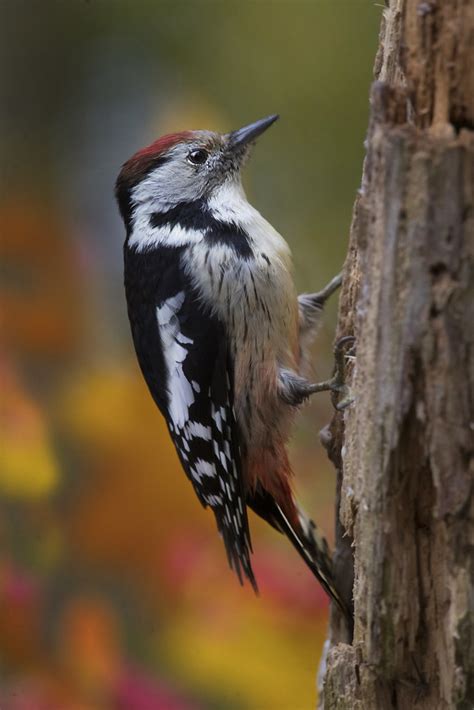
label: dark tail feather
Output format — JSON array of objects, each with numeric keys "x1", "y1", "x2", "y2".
[
  {"x1": 218, "y1": 512, "x2": 258, "y2": 593},
  {"x1": 278, "y1": 505, "x2": 351, "y2": 620},
  {"x1": 248, "y1": 488, "x2": 352, "y2": 623}
]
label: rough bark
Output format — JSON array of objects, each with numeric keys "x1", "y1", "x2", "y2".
[{"x1": 320, "y1": 1, "x2": 474, "y2": 708}]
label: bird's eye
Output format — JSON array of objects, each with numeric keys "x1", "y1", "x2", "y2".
[{"x1": 187, "y1": 149, "x2": 209, "y2": 165}]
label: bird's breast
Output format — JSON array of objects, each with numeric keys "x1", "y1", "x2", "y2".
[{"x1": 182, "y1": 209, "x2": 299, "y2": 454}]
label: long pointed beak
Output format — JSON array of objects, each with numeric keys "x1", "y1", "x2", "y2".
[{"x1": 227, "y1": 114, "x2": 279, "y2": 150}]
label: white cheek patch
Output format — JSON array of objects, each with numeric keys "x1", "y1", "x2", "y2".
[
  {"x1": 156, "y1": 292, "x2": 195, "y2": 429},
  {"x1": 130, "y1": 147, "x2": 207, "y2": 208}
]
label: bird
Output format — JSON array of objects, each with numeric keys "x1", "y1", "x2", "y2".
[{"x1": 115, "y1": 114, "x2": 351, "y2": 620}]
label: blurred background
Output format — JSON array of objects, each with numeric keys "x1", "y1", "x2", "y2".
[{"x1": 0, "y1": 2, "x2": 379, "y2": 708}]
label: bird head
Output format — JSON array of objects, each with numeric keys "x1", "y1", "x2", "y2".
[{"x1": 115, "y1": 114, "x2": 279, "y2": 231}]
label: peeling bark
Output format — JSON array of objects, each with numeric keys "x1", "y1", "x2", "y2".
[{"x1": 320, "y1": 2, "x2": 474, "y2": 708}]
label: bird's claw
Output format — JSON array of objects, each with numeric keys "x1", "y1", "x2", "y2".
[
  {"x1": 332, "y1": 335, "x2": 356, "y2": 409},
  {"x1": 307, "y1": 335, "x2": 356, "y2": 408}
]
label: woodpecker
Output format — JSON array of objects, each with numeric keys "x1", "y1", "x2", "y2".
[{"x1": 115, "y1": 115, "x2": 351, "y2": 619}]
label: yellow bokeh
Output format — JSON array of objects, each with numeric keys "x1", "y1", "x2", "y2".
[
  {"x1": 0, "y1": 361, "x2": 59, "y2": 498},
  {"x1": 163, "y1": 604, "x2": 326, "y2": 709}
]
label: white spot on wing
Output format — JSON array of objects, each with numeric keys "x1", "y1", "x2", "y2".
[
  {"x1": 204, "y1": 494, "x2": 223, "y2": 506},
  {"x1": 187, "y1": 421, "x2": 212, "y2": 440},
  {"x1": 176, "y1": 332, "x2": 193, "y2": 345},
  {"x1": 191, "y1": 458, "x2": 216, "y2": 482},
  {"x1": 156, "y1": 292, "x2": 194, "y2": 429}
]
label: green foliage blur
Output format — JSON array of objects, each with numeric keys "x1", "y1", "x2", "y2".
[{"x1": 0, "y1": 2, "x2": 379, "y2": 708}]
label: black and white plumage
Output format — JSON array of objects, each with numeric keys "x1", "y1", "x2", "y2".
[
  {"x1": 116, "y1": 115, "x2": 351, "y2": 621},
  {"x1": 124, "y1": 243, "x2": 254, "y2": 586}
]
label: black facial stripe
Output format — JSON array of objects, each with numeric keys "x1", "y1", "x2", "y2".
[
  {"x1": 150, "y1": 199, "x2": 253, "y2": 258},
  {"x1": 150, "y1": 199, "x2": 208, "y2": 230}
]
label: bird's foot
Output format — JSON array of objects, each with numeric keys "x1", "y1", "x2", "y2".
[
  {"x1": 301, "y1": 272, "x2": 343, "y2": 310},
  {"x1": 307, "y1": 335, "x2": 356, "y2": 410}
]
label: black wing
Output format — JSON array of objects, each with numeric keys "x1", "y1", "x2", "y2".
[{"x1": 124, "y1": 245, "x2": 255, "y2": 588}]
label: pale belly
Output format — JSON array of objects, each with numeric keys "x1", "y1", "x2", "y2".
[{"x1": 230, "y1": 270, "x2": 299, "y2": 455}]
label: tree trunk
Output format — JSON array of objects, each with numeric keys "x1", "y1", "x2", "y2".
[{"x1": 320, "y1": 1, "x2": 474, "y2": 708}]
